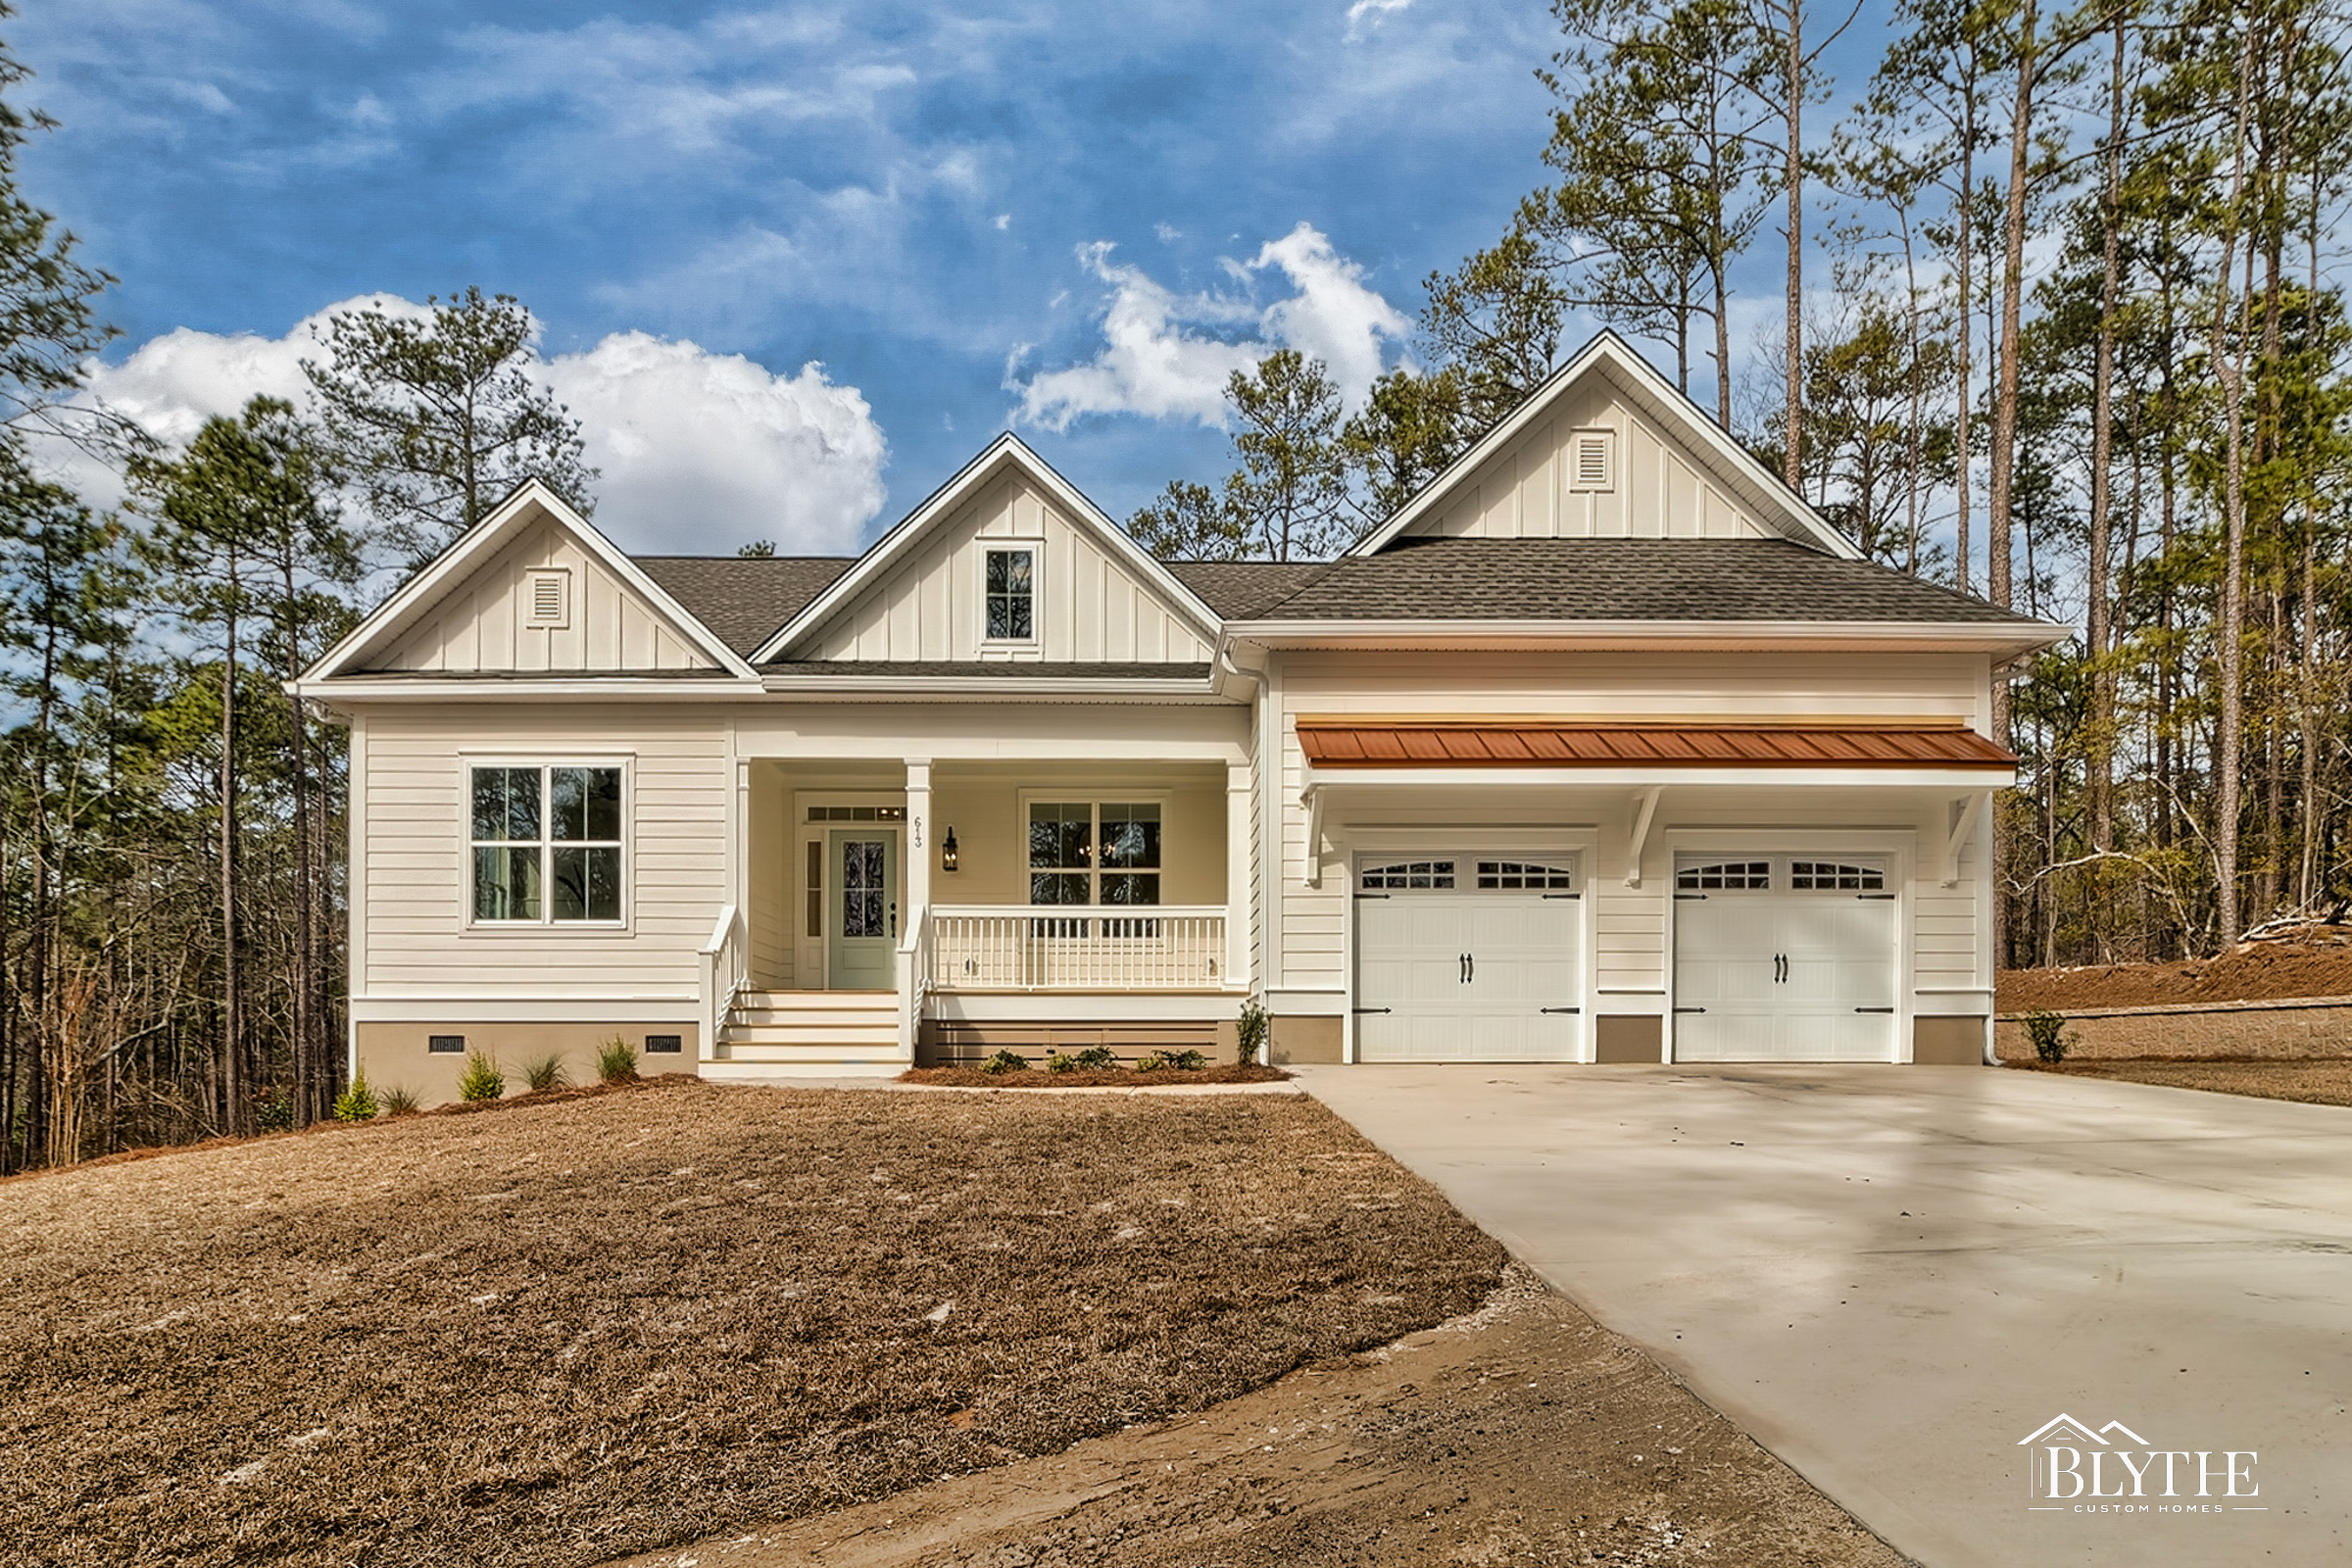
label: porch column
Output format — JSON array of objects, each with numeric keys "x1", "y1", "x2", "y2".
[
  {"x1": 1227, "y1": 761, "x2": 1251, "y2": 989},
  {"x1": 904, "y1": 759, "x2": 933, "y2": 932}
]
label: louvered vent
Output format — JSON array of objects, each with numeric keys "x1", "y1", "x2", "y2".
[
  {"x1": 1570, "y1": 429, "x2": 1614, "y2": 492},
  {"x1": 524, "y1": 569, "x2": 569, "y2": 629}
]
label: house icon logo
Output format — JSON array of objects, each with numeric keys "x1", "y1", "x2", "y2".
[{"x1": 2017, "y1": 1413, "x2": 2261, "y2": 1511}]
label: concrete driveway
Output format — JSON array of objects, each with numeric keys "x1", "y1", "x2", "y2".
[{"x1": 1295, "y1": 1064, "x2": 2351, "y2": 1568}]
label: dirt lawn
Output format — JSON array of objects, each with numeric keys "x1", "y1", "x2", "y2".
[
  {"x1": 613, "y1": 1267, "x2": 1906, "y2": 1568},
  {"x1": 1999, "y1": 940, "x2": 2352, "y2": 1010},
  {"x1": 0, "y1": 1081, "x2": 1903, "y2": 1568},
  {"x1": 2024, "y1": 1056, "x2": 2352, "y2": 1107}
]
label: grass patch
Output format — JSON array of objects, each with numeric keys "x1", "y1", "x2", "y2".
[{"x1": 0, "y1": 1082, "x2": 1502, "y2": 1566}]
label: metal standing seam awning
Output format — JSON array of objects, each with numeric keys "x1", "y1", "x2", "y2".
[
  {"x1": 1290, "y1": 719, "x2": 2015, "y2": 889},
  {"x1": 1294, "y1": 719, "x2": 2017, "y2": 770}
]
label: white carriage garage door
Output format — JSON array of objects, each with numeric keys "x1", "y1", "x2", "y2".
[
  {"x1": 1353, "y1": 856, "x2": 1583, "y2": 1062},
  {"x1": 1672, "y1": 856, "x2": 1898, "y2": 1062}
]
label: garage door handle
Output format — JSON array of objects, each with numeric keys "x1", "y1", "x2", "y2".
[
  {"x1": 1854, "y1": 1005, "x2": 1895, "y2": 1013},
  {"x1": 1352, "y1": 1006, "x2": 1393, "y2": 1014},
  {"x1": 1539, "y1": 1006, "x2": 1581, "y2": 1014}
]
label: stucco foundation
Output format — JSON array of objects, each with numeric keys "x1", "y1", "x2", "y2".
[
  {"x1": 1594, "y1": 1015, "x2": 1664, "y2": 1063},
  {"x1": 1269, "y1": 1014, "x2": 1344, "y2": 1065},
  {"x1": 354, "y1": 1022, "x2": 701, "y2": 1107},
  {"x1": 1911, "y1": 1016, "x2": 1987, "y2": 1065}
]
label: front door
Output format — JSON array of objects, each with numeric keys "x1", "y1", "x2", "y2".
[{"x1": 826, "y1": 828, "x2": 899, "y2": 990}]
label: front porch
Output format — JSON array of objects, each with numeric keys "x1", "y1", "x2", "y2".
[{"x1": 699, "y1": 753, "x2": 1250, "y2": 1077}]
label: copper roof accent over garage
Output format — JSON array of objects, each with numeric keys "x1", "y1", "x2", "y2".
[{"x1": 1296, "y1": 719, "x2": 2018, "y2": 769}]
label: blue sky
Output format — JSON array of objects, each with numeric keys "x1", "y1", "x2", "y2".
[{"x1": 15, "y1": 1, "x2": 1638, "y2": 552}]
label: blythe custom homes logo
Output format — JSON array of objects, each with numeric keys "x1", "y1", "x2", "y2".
[{"x1": 2019, "y1": 1414, "x2": 2264, "y2": 1513}]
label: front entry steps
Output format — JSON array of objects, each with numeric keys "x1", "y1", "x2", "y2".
[{"x1": 704, "y1": 990, "x2": 904, "y2": 1081}]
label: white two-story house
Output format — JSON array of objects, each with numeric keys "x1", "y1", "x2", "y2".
[{"x1": 296, "y1": 335, "x2": 2062, "y2": 1102}]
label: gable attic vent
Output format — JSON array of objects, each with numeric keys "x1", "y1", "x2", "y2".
[
  {"x1": 524, "y1": 568, "x2": 570, "y2": 630},
  {"x1": 1570, "y1": 429, "x2": 1615, "y2": 492}
]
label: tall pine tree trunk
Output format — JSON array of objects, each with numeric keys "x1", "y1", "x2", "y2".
[
  {"x1": 2209, "y1": 18, "x2": 2259, "y2": 949},
  {"x1": 2086, "y1": 11, "x2": 2125, "y2": 859},
  {"x1": 1782, "y1": 0, "x2": 1804, "y2": 487}
]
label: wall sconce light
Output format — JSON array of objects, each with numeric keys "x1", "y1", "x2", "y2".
[{"x1": 941, "y1": 826, "x2": 958, "y2": 872}]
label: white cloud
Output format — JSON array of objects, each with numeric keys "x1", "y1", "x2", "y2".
[
  {"x1": 1010, "y1": 225, "x2": 1410, "y2": 432},
  {"x1": 1013, "y1": 244, "x2": 1262, "y2": 432},
  {"x1": 67, "y1": 297, "x2": 888, "y2": 555},
  {"x1": 543, "y1": 333, "x2": 884, "y2": 555},
  {"x1": 1249, "y1": 223, "x2": 1412, "y2": 403},
  {"x1": 1344, "y1": 0, "x2": 1415, "y2": 40}
]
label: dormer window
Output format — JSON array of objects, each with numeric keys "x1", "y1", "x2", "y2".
[
  {"x1": 984, "y1": 547, "x2": 1035, "y2": 642},
  {"x1": 523, "y1": 568, "x2": 570, "y2": 629}
]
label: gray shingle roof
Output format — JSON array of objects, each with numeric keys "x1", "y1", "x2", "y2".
[
  {"x1": 1162, "y1": 560, "x2": 1329, "y2": 619},
  {"x1": 761, "y1": 661, "x2": 1213, "y2": 681},
  {"x1": 633, "y1": 556, "x2": 851, "y2": 658},
  {"x1": 1238, "y1": 537, "x2": 2044, "y2": 624}
]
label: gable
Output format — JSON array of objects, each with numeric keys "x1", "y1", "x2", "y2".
[
  {"x1": 370, "y1": 513, "x2": 720, "y2": 674},
  {"x1": 1353, "y1": 333, "x2": 1858, "y2": 559},
  {"x1": 1401, "y1": 376, "x2": 1772, "y2": 544},
  {"x1": 794, "y1": 465, "x2": 1216, "y2": 664}
]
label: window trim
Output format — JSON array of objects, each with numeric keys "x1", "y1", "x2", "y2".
[
  {"x1": 979, "y1": 539, "x2": 1044, "y2": 652},
  {"x1": 1015, "y1": 791, "x2": 1171, "y2": 908},
  {"x1": 1567, "y1": 427, "x2": 1616, "y2": 493},
  {"x1": 458, "y1": 756, "x2": 634, "y2": 935}
]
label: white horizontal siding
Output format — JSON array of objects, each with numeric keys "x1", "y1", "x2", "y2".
[{"x1": 359, "y1": 706, "x2": 728, "y2": 998}]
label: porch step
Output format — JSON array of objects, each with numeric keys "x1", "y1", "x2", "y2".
[{"x1": 713, "y1": 989, "x2": 903, "y2": 1063}]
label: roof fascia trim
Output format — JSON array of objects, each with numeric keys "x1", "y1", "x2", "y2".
[
  {"x1": 753, "y1": 434, "x2": 1225, "y2": 662},
  {"x1": 300, "y1": 480, "x2": 760, "y2": 681},
  {"x1": 1344, "y1": 332, "x2": 1862, "y2": 561},
  {"x1": 1230, "y1": 616, "x2": 2070, "y2": 650}
]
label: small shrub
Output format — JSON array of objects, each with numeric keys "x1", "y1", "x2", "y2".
[
  {"x1": 1073, "y1": 1046, "x2": 1118, "y2": 1069},
  {"x1": 253, "y1": 1087, "x2": 294, "y2": 1133},
  {"x1": 2023, "y1": 1009, "x2": 2072, "y2": 1064},
  {"x1": 980, "y1": 1048, "x2": 1028, "y2": 1075},
  {"x1": 521, "y1": 1052, "x2": 570, "y2": 1094},
  {"x1": 333, "y1": 1070, "x2": 377, "y2": 1123},
  {"x1": 1171, "y1": 1049, "x2": 1208, "y2": 1071},
  {"x1": 1134, "y1": 1051, "x2": 1170, "y2": 1072},
  {"x1": 378, "y1": 1085, "x2": 422, "y2": 1117},
  {"x1": 457, "y1": 1052, "x2": 506, "y2": 1102},
  {"x1": 1236, "y1": 997, "x2": 1270, "y2": 1067},
  {"x1": 595, "y1": 1036, "x2": 639, "y2": 1084},
  {"x1": 1044, "y1": 1052, "x2": 1078, "y2": 1073}
]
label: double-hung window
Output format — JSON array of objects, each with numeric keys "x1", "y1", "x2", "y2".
[
  {"x1": 984, "y1": 547, "x2": 1035, "y2": 643},
  {"x1": 470, "y1": 764, "x2": 623, "y2": 924}
]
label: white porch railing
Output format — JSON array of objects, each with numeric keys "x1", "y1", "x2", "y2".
[
  {"x1": 897, "y1": 906, "x2": 932, "y2": 1057},
  {"x1": 698, "y1": 904, "x2": 748, "y2": 1055},
  {"x1": 929, "y1": 905, "x2": 1229, "y2": 992}
]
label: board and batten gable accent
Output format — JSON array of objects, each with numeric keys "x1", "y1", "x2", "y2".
[
  {"x1": 377, "y1": 514, "x2": 717, "y2": 674},
  {"x1": 1402, "y1": 377, "x2": 1768, "y2": 544},
  {"x1": 800, "y1": 469, "x2": 1216, "y2": 665},
  {"x1": 357, "y1": 705, "x2": 729, "y2": 1001}
]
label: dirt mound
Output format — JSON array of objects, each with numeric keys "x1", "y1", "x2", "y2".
[{"x1": 2000, "y1": 942, "x2": 2352, "y2": 1011}]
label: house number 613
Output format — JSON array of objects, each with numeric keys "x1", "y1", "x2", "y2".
[{"x1": 912, "y1": 816, "x2": 923, "y2": 849}]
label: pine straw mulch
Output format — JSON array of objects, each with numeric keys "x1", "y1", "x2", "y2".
[
  {"x1": 1998, "y1": 942, "x2": 2352, "y2": 1011},
  {"x1": 2019, "y1": 1055, "x2": 2352, "y2": 1108},
  {"x1": 0, "y1": 1080, "x2": 1506, "y2": 1568},
  {"x1": 896, "y1": 1063, "x2": 1292, "y2": 1090}
]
